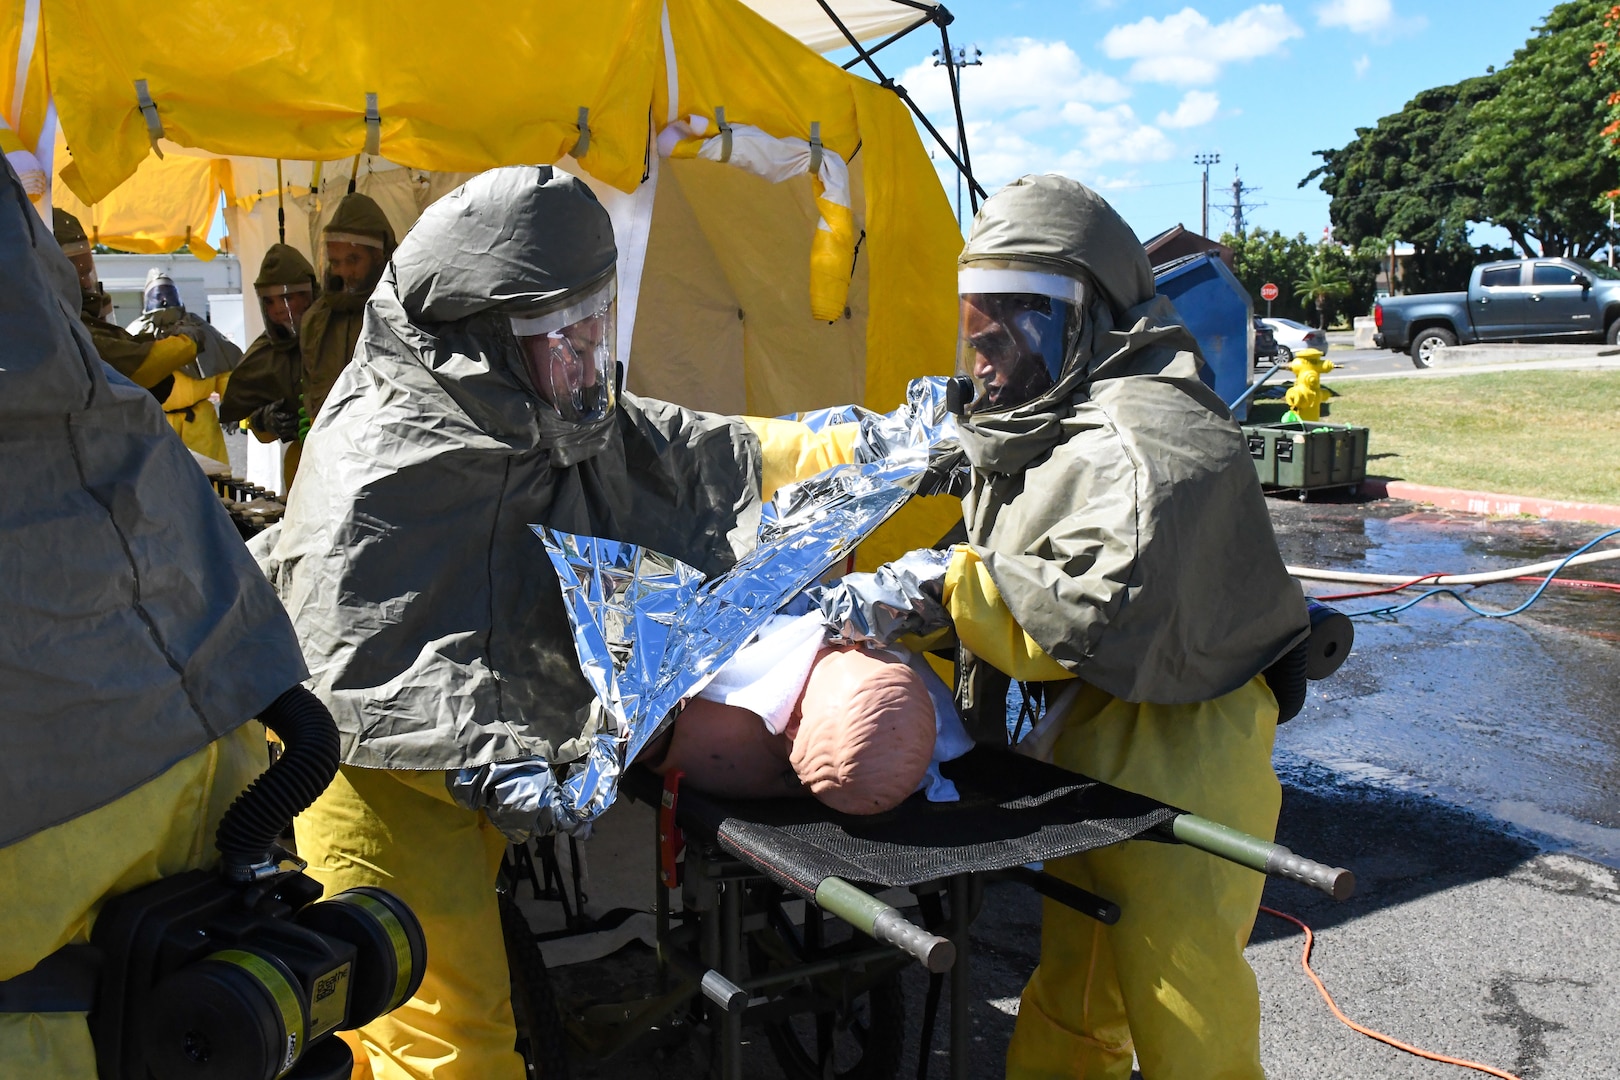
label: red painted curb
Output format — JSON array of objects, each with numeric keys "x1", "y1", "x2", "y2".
[{"x1": 1361, "y1": 478, "x2": 1620, "y2": 527}]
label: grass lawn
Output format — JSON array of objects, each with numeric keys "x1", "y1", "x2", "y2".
[{"x1": 1321, "y1": 370, "x2": 1620, "y2": 505}]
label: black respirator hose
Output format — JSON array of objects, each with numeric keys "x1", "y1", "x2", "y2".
[
  {"x1": 1263, "y1": 640, "x2": 1309, "y2": 724},
  {"x1": 215, "y1": 686, "x2": 342, "y2": 879}
]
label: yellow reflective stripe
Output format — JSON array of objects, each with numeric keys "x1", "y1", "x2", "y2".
[
  {"x1": 334, "y1": 892, "x2": 413, "y2": 1010},
  {"x1": 212, "y1": 949, "x2": 304, "y2": 1078}
]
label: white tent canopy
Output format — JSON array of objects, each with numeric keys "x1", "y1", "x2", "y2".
[{"x1": 741, "y1": 0, "x2": 939, "y2": 54}]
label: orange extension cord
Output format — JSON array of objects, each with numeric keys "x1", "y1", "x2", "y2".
[{"x1": 1258, "y1": 907, "x2": 1525, "y2": 1080}]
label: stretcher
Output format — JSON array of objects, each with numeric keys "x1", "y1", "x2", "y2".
[{"x1": 499, "y1": 744, "x2": 1353, "y2": 1080}]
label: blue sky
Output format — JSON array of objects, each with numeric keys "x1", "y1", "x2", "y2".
[{"x1": 857, "y1": 0, "x2": 1556, "y2": 243}]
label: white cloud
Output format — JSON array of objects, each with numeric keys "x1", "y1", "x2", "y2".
[
  {"x1": 1316, "y1": 0, "x2": 1427, "y2": 38},
  {"x1": 1316, "y1": 0, "x2": 1388, "y2": 33},
  {"x1": 1102, "y1": 5, "x2": 1305, "y2": 85},
  {"x1": 900, "y1": 39, "x2": 1129, "y2": 118},
  {"x1": 1353, "y1": 54, "x2": 1371, "y2": 77},
  {"x1": 1156, "y1": 90, "x2": 1221, "y2": 129},
  {"x1": 903, "y1": 38, "x2": 1171, "y2": 189}
]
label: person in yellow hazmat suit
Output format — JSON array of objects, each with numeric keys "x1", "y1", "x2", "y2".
[
  {"x1": 256, "y1": 165, "x2": 858, "y2": 1080},
  {"x1": 126, "y1": 268, "x2": 244, "y2": 462},
  {"x1": 52, "y1": 208, "x2": 199, "y2": 402},
  {"x1": 0, "y1": 160, "x2": 310, "y2": 1077},
  {"x1": 220, "y1": 243, "x2": 320, "y2": 490},
  {"x1": 300, "y1": 192, "x2": 395, "y2": 427},
  {"x1": 815, "y1": 174, "x2": 1310, "y2": 1080}
]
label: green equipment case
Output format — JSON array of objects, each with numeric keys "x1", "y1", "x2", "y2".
[{"x1": 1242, "y1": 421, "x2": 1369, "y2": 498}]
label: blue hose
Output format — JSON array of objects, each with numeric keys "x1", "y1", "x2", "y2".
[{"x1": 1349, "y1": 527, "x2": 1620, "y2": 620}]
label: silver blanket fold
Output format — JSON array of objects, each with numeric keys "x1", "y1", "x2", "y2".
[{"x1": 450, "y1": 377, "x2": 960, "y2": 835}]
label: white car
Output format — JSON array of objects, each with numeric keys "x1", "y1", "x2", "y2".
[{"x1": 1260, "y1": 318, "x2": 1329, "y2": 362}]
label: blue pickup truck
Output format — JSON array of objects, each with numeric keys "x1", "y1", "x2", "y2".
[{"x1": 1374, "y1": 257, "x2": 1620, "y2": 367}]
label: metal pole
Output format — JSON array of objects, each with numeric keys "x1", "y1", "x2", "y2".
[
  {"x1": 948, "y1": 875, "x2": 971, "y2": 1080},
  {"x1": 934, "y1": 40, "x2": 981, "y2": 229},
  {"x1": 1194, "y1": 153, "x2": 1220, "y2": 237}
]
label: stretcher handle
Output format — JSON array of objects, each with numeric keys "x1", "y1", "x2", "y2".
[
  {"x1": 1162, "y1": 814, "x2": 1356, "y2": 901},
  {"x1": 814, "y1": 877, "x2": 956, "y2": 973},
  {"x1": 700, "y1": 969, "x2": 748, "y2": 1014}
]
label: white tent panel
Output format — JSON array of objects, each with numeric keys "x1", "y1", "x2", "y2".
[{"x1": 738, "y1": 0, "x2": 936, "y2": 54}]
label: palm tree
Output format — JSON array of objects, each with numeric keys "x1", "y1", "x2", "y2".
[{"x1": 1294, "y1": 259, "x2": 1351, "y2": 330}]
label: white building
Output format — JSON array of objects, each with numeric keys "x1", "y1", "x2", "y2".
[{"x1": 94, "y1": 252, "x2": 247, "y2": 349}]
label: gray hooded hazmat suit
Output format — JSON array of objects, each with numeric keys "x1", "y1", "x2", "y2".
[
  {"x1": 262, "y1": 166, "x2": 765, "y2": 772},
  {"x1": 954, "y1": 174, "x2": 1307, "y2": 707}
]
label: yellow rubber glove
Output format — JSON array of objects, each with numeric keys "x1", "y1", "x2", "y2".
[
  {"x1": 125, "y1": 335, "x2": 197, "y2": 390},
  {"x1": 942, "y1": 547, "x2": 1073, "y2": 683},
  {"x1": 742, "y1": 417, "x2": 860, "y2": 500}
]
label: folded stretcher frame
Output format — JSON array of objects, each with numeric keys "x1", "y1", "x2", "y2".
[{"x1": 516, "y1": 745, "x2": 1352, "y2": 1080}]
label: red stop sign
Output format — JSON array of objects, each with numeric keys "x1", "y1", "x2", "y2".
[{"x1": 1260, "y1": 282, "x2": 1279, "y2": 302}]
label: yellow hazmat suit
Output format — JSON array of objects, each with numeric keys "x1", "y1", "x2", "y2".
[
  {"x1": 161, "y1": 369, "x2": 232, "y2": 461},
  {"x1": 946, "y1": 551, "x2": 1280, "y2": 1079},
  {"x1": 0, "y1": 728, "x2": 268, "y2": 1078}
]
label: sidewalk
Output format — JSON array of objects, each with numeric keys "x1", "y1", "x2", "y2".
[
  {"x1": 1363, "y1": 478, "x2": 1620, "y2": 526},
  {"x1": 1331, "y1": 353, "x2": 1620, "y2": 380}
]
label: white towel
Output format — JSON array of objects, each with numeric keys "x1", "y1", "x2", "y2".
[{"x1": 693, "y1": 613, "x2": 826, "y2": 734}]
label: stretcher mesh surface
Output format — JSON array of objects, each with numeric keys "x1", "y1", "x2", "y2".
[{"x1": 628, "y1": 747, "x2": 1179, "y2": 896}]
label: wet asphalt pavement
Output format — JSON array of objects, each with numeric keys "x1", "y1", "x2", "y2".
[{"x1": 542, "y1": 496, "x2": 1620, "y2": 1080}]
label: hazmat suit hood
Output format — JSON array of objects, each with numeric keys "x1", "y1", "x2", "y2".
[
  {"x1": 51, "y1": 205, "x2": 89, "y2": 250},
  {"x1": 0, "y1": 160, "x2": 307, "y2": 849},
  {"x1": 955, "y1": 174, "x2": 1307, "y2": 704},
  {"x1": 261, "y1": 165, "x2": 763, "y2": 772},
  {"x1": 254, "y1": 241, "x2": 319, "y2": 341},
  {"x1": 257, "y1": 242, "x2": 319, "y2": 291},
  {"x1": 323, "y1": 191, "x2": 396, "y2": 252}
]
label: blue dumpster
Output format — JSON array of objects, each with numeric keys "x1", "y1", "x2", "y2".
[{"x1": 1153, "y1": 252, "x2": 1256, "y2": 421}]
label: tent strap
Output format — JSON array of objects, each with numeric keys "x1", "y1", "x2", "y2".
[
  {"x1": 714, "y1": 106, "x2": 733, "y2": 163},
  {"x1": 134, "y1": 80, "x2": 165, "y2": 158},
  {"x1": 364, "y1": 92, "x2": 380, "y2": 156},
  {"x1": 574, "y1": 107, "x2": 591, "y2": 158}
]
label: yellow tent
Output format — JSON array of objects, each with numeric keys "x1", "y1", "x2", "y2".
[{"x1": 11, "y1": 0, "x2": 966, "y2": 566}]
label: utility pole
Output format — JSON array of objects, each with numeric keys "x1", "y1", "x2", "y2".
[
  {"x1": 1228, "y1": 167, "x2": 1263, "y2": 236},
  {"x1": 1194, "y1": 153, "x2": 1220, "y2": 237},
  {"x1": 933, "y1": 44, "x2": 982, "y2": 231}
]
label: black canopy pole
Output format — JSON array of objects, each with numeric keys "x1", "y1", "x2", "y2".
[
  {"x1": 840, "y1": 14, "x2": 932, "y2": 70},
  {"x1": 812, "y1": 0, "x2": 986, "y2": 201}
]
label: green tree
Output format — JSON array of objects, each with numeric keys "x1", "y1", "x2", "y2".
[
  {"x1": 1221, "y1": 228, "x2": 1315, "y2": 322},
  {"x1": 1460, "y1": 0, "x2": 1620, "y2": 256},
  {"x1": 1301, "y1": 77, "x2": 1498, "y2": 292},
  {"x1": 1294, "y1": 257, "x2": 1351, "y2": 330}
]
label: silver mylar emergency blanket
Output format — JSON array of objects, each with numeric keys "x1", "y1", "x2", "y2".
[{"x1": 450, "y1": 377, "x2": 959, "y2": 837}]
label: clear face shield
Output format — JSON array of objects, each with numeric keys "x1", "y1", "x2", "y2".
[
  {"x1": 509, "y1": 276, "x2": 618, "y2": 425},
  {"x1": 954, "y1": 268, "x2": 1088, "y2": 415},
  {"x1": 258, "y1": 282, "x2": 314, "y2": 340},
  {"x1": 142, "y1": 279, "x2": 183, "y2": 313}
]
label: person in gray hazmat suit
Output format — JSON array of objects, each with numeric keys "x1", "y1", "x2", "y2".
[
  {"x1": 817, "y1": 174, "x2": 1309, "y2": 1079},
  {"x1": 258, "y1": 164, "x2": 856, "y2": 1080},
  {"x1": 0, "y1": 158, "x2": 308, "y2": 1078}
]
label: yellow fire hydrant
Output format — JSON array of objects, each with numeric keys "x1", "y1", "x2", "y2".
[{"x1": 1282, "y1": 347, "x2": 1333, "y2": 422}]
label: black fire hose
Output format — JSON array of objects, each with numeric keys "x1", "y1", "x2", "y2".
[{"x1": 215, "y1": 686, "x2": 341, "y2": 881}]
